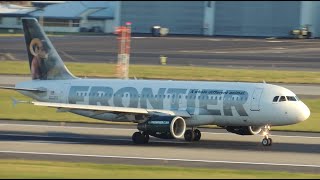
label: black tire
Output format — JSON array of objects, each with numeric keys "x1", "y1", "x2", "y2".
[
  {"x1": 267, "y1": 138, "x2": 272, "y2": 146},
  {"x1": 143, "y1": 132, "x2": 150, "y2": 144},
  {"x1": 184, "y1": 129, "x2": 195, "y2": 142},
  {"x1": 194, "y1": 129, "x2": 201, "y2": 141},
  {"x1": 132, "y1": 132, "x2": 145, "y2": 144}
]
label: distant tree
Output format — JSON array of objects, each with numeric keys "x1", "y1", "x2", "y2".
[{"x1": 0, "y1": 1, "x2": 32, "y2": 6}]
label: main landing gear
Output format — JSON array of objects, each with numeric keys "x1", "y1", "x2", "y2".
[
  {"x1": 261, "y1": 125, "x2": 272, "y2": 146},
  {"x1": 184, "y1": 128, "x2": 201, "y2": 142},
  {"x1": 132, "y1": 131, "x2": 149, "y2": 144}
]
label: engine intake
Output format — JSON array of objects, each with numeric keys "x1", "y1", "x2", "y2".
[
  {"x1": 137, "y1": 116, "x2": 186, "y2": 139},
  {"x1": 226, "y1": 126, "x2": 262, "y2": 135}
]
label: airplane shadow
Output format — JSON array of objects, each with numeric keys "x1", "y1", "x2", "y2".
[{"x1": 0, "y1": 130, "x2": 319, "y2": 154}]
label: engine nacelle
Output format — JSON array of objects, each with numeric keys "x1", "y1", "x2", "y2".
[
  {"x1": 226, "y1": 126, "x2": 262, "y2": 135},
  {"x1": 137, "y1": 116, "x2": 186, "y2": 139}
]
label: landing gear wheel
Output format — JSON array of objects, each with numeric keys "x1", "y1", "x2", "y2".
[
  {"x1": 262, "y1": 138, "x2": 268, "y2": 146},
  {"x1": 262, "y1": 137, "x2": 272, "y2": 146},
  {"x1": 194, "y1": 129, "x2": 201, "y2": 141},
  {"x1": 267, "y1": 138, "x2": 272, "y2": 146},
  {"x1": 184, "y1": 129, "x2": 195, "y2": 142},
  {"x1": 142, "y1": 132, "x2": 149, "y2": 144},
  {"x1": 132, "y1": 132, "x2": 148, "y2": 144}
]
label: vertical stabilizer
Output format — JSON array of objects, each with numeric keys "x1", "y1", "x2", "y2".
[{"x1": 22, "y1": 18, "x2": 76, "y2": 80}]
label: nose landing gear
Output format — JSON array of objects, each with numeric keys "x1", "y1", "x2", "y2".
[{"x1": 261, "y1": 125, "x2": 272, "y2": 146}]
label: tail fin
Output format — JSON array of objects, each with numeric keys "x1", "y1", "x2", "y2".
[{"x1": 22, "y1": 18, "x2": 76, "y2": 80}]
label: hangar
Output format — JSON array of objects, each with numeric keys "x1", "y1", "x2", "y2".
[
  {"x1": 119, "y1": 1, "x2": 320, "y2": 38},
  {"x1": 1, "y1": 1, "x2": 320, "y2": 37}
]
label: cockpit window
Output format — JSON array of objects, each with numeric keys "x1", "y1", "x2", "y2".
[
  {"x1": 286, "y1": 96, "x2": 297, "y2": 101},
  {"x1": 273, "y1": 96, "x2": 279, "y2": 102},
  {"x1": 279, "y1": 96, "x2": 287, "y2": 102},
  {"x1": 295, "y1": 96, "x2": 300, "y2": 101}
]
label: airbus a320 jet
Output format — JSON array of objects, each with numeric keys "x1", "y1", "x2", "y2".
[{"x1": 0, "y1": 18, "x2": 310, "y2": 146}]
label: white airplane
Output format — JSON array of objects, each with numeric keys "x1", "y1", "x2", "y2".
[{"x1": 0, "y1": 18, "x2": 310, "y2": 146}]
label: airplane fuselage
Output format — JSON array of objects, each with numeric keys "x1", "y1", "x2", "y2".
[{"x1": 16, "y1": 78, "x2": 309, "y2": 127}]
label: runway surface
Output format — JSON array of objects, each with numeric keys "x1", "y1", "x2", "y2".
[
  {"x1": 0, "y1": 120, "x2": 319, "y2": 173},
  {"x1": 1, "y1": 35, "x2": 320, "y2": 71}
]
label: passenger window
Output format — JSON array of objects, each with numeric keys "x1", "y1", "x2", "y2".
[
  {"x1": 273, "y1": 96, "x2": 279, "y2": 102},
  {"x1": 279, "y1": 96, "x2": 286, "y2": 102}
]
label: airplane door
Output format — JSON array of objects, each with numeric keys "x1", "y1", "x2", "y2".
[
  {"x1": 250, "y1": 88, "x2": 263, "y2": 111},
  {"x1": 61, "y1": 83, "x2": 70, "y2": 103}
]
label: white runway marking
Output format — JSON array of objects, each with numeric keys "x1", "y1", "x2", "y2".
[
  {"x1": 1, "y1": 123, "x2": 319, "y2": 139},
  {"x1": 0, "y1": 150, "x2": 319, "y2": 168},
  {"x1": 267, "y1": 41, "x2": 284, "y2": 43}
]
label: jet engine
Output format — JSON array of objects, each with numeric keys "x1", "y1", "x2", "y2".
[
  {"x1": 225, "y1": 126, "x2": 262, "y2": 135},
  {"x1": 137, "y1": 116, "x2": 186, "y2": 139}
]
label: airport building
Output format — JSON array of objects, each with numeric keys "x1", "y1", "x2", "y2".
[
  {"x1": 0, "y1": 1, "x2": 115, "y2": 33},
  {"x1": 1, "y1": 1, "x2": 320, "y2": 38},
  {"x1": 0, "y1": 3, "x2": 35, "y2": 30},
  {"x1": 120, "y1": 1, "x2": 320, "y2": 38}
]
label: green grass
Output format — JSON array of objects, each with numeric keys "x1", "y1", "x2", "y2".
[
  {"x1": 1, "y1": 60, "x2": 320, "y2": 84},
  {"x1": 0, "y1": 159, "x2": 319, "y2": 179},
  {"x1": 0, "y1": 89, "x2": 319, "y2": 132}
]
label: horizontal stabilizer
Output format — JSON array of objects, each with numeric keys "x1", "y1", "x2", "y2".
[
  {"x1": 11, "y1": 97, "x2": 31, "y2": 107},
  {"x1": 0, "y1": 86, "x2": 46, "y2": 92}
]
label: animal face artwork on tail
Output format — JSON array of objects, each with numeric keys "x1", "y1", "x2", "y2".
[
  {"x1": 29, "y1": 38, "x2": 48, "y2": 80},
  {"x1": 22, "y1": 18, "x2": 76, "y2": 80}
]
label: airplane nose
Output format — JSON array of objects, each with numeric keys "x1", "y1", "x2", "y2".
[{"x1": 298, "y1": 102, "x2": 310, "y2": 122}]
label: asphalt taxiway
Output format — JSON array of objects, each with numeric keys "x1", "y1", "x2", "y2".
[
  {"x1": 0, "y1": 120, "x2": 319, "y2": 173},
  {"x1": 2, "y1": 35, "x2": 320, "y2": 71}
]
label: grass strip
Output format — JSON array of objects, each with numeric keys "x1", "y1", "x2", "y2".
[
  {"x1": 0, "y1": 159, "x2": 319, "y2": 179},
  {"x1": 0, "y1": 60, "x2": 320, "y2": 84}
]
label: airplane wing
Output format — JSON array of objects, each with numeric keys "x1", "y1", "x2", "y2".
[{"x1": 32, "y1": 101, "x2": 191, "y2": 118}]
